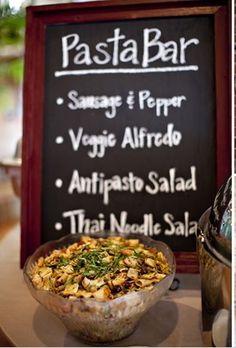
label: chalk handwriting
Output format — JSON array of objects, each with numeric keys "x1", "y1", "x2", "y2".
[
  {"x1": 121, "y1": 124, "x2": 182, "y2": 149},
  {"x1": 61, "y1": 209, "x2": 197, "y2": 237},
  {"x1": 67, "y1": 125, "x2": 182, "y2": 158},
  {"x1": 64, "y1": 90, "x2": 186, "y2": 118},
  {"x1": 138, "y1": 90, "x2": 186, "y2": 116},
  {"x1": 68, "y1": 127, "x2": 116, "y2": 158},
  {"x1": 68, "y1": 166, "x2": 197, "y2": 205},
  {"x1": 61, "y1": 28, "x2": 199, "y2": 69},
  {"x1": 67, "y1": 90, "x2": 122, "y2": 118}
]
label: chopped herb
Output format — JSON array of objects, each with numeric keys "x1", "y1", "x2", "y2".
[
  {"x1": 73, "y1": 248, "x2": 125, "y2": 278},
  {"x1": 134, "y1": 250, "x2": 142, "y2": 258},
  {"x1": 57, "y1": 256, "x2": 69, "y2": 267}
]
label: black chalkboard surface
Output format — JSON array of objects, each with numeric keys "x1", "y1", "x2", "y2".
[
  {"x1": 42, "y1": 16, "x2": 215, "y2": 252},
  {"x1": 21, "y1": 0, "x2": 231, "y2": 271}
]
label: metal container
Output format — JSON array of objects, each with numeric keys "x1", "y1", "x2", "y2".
[{"x1": 196, "y1": 177, "x2": 231, "y2": 347}]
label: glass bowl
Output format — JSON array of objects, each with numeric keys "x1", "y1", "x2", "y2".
[{"x1": 23, "y1": 232, "x2": 176, "y2": 343}]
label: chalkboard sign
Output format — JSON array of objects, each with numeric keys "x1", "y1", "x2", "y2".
[{"x1": 21, "y1": 0, "x2": 231, "y2": 272}]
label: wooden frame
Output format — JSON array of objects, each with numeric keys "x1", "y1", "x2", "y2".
[{"x1": 21, "y1": 0, "x2": 231, "y2": 271}]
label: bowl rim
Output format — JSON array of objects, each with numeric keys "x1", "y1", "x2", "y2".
[{"x1": 23, "y1": 232, "x2": 176, "y2": 305}]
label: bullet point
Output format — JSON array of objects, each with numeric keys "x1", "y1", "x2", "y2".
[
  {"x1": 55, "y1": 222, "x2": 62, "y2": 231},
  {"x1": 56, "y1": 97, "x2": 64, "y2": 105},
  {"x1": 55, "y1": 178, "x2": 63, "y2": 188},
  {"x1": 55, "y1": 136, "x2": 64, "y2": 144}
]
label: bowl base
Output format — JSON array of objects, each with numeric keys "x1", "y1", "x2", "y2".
[{"x1": 65, "y1": 322, "x2": 138, "y2": 344}]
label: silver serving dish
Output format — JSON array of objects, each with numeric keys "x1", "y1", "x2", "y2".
[{"x1": 196, "y1": 177, "x2": 231, "y2": 347}]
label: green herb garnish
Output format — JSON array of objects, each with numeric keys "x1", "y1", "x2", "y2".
[
  {"x1": 134, "y1": 250, "x2": 142, "y2": 258},
  {"x1": 74, "y1": 248, "x2": 124, "y2": 278},
  {"x1": 57, "y1": 256, "x2": 69, "y2": 267}
]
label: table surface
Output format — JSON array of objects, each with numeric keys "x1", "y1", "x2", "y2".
[{"x1": 0, "y1": 222, "x2": 206, "y2": 347}]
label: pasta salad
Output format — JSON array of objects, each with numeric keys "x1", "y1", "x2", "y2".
[{"x1": 31, "y1": 235, "x2": 171, "y2": 301}]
